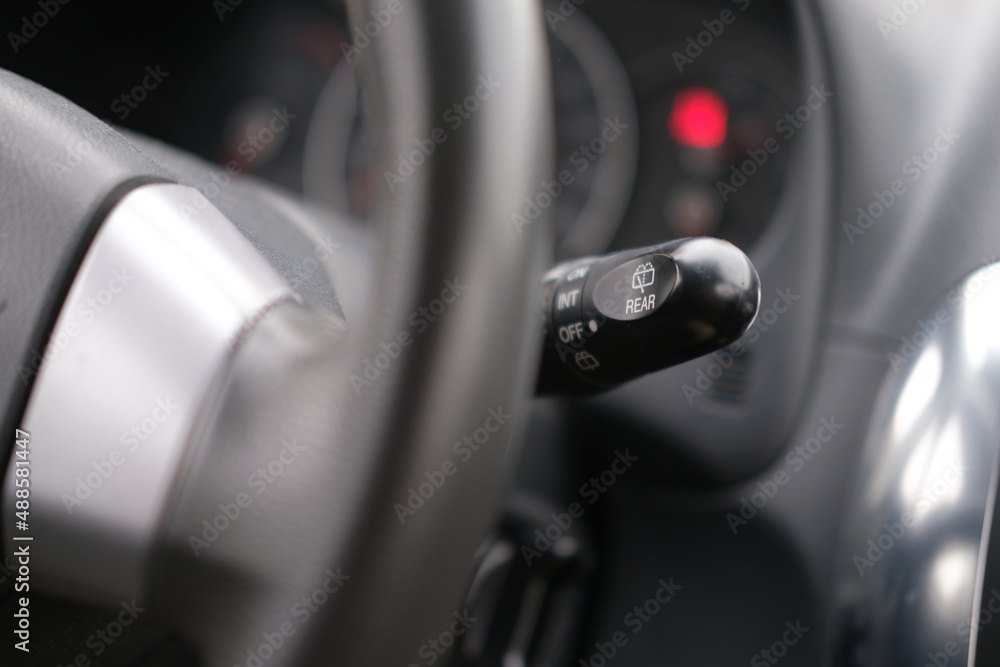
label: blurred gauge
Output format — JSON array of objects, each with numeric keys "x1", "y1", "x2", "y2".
[
  {"x1": 632, "y1": 75, "x2": 791, "y2": 250},
  {"x1": 663, "y1": 179, "x2": 723, "y2": 237},
  {"x1": 611, "y1": 39, "x2": 798, "y2": 253},
  {"x1": 166, "y1": 6, "x2": 348, "y2": 194},
  {"x1": 546, "y1": 8, "x2": 639, "y2": 259},
  {"x1": 163, "y1": 4, "x2": 793, "y2": 261},
  {"x1": 303, "y1": 5, "x2": 639, "y2": 260}
]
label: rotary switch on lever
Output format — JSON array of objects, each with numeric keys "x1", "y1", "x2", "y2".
[{"x1": 537, "y1": 237, "x2": 761, "y2": 395}]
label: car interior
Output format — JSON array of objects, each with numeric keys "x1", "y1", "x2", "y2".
[{"x1": 2, "y1": 0, "x2": 1000, "y2": 666}]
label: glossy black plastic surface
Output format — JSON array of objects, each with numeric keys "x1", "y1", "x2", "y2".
[{"x1": 537, "y1": 237, "x2": 760, "y2": 394}]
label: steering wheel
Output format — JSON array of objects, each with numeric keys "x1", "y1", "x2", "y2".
[{"x1": 0, "y1": 1, "x2": 551, "y2": 665}]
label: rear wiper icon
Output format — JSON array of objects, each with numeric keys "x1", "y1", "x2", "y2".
[{"x1": 631, "y1": 263, "x2": 655, "y2": 293}]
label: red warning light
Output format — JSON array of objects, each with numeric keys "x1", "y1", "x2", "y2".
[{"x1": 668, "y1": 87, "x2": 728, "y2": 150}]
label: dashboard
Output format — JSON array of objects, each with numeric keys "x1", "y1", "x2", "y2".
[
  {"x1": 8, "y1": 0, "x2": 1000, "y2": 665},
  {"x1": 192, "y1": 0, "x2": 801, "y2": 261},
  {"x1": 0, "y1": 0, "x2": 801, "y2": 261}
]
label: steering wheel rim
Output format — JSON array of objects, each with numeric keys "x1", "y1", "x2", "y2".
[
  {"x1": 150, "y1": 1, "x2": 554, "y2": 665},
  {"x1": 298, "y1": 0, "x2": 553, "y2": 662}
]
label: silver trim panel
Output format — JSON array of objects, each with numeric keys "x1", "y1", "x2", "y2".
[
  {"x1": 833, "y1": 262, "x2": 1000, "y2": 665},
  {"x1": 2, "y1": 184, "x2": 295, "y2": 605}
]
